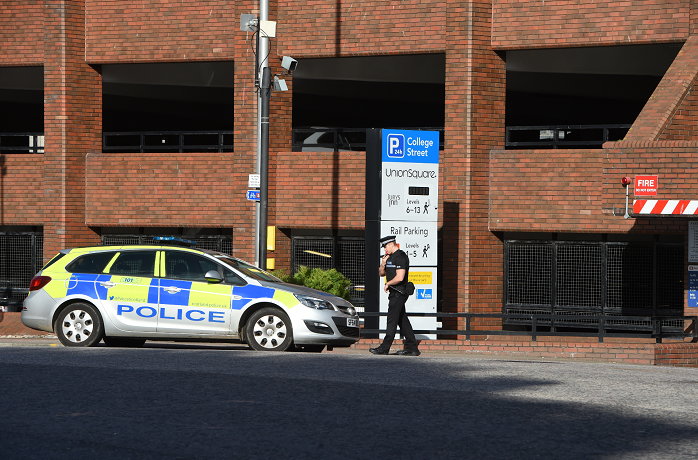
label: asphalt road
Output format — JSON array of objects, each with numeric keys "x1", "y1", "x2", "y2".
[{"x1": 1, "y1": 343, "x2": 698, "y2": 460}]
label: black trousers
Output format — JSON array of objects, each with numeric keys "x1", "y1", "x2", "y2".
[{"x1": 379, "y1": 290, "x2": 418, "y2": 351}]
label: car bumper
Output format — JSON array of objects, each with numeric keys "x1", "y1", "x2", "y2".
[
  {"x1": 21, "y1": 289, "x2": 57, "y2": 333},
  {"x1": 292, "y1": 308, "x2": 360, "y2": 346}
]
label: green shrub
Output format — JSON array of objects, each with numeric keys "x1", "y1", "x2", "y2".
[{"x1": 271, "y1": 266, "x2": 352, "y2": 301}]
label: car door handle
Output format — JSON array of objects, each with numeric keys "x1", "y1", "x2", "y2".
[
  {"x1": 100, "y1": 282, "x2": 116, "y2": 288},
  {"x1": 163, "y1": 287, "x2": 181, "y2": 294}
]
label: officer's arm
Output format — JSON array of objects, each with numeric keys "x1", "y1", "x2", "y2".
[
  {"x1": 378, "y1": 255, "x2": 388, "y2": 277},
  {"x1": 386, "y1": 269, "x2": 405, "y2": 286}
]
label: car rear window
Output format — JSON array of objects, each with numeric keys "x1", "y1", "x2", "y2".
[
  {"x1": 41, "y1": 253, "x2": 66, "y2": 271},
  {"x1": 66, "y1": 252, "x2": 117, "y2": 274}
]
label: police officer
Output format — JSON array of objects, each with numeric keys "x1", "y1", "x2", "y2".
[{"x1": 369, "y1": 235, "x2": 420, "y2": 356}]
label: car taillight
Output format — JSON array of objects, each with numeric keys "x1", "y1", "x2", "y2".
[{"x1": 29, "y1": 276, "x2": 51, "y2": 291}]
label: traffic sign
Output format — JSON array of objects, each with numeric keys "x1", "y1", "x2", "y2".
[{"x1": 246, "y1": 190, "x2": 260, "y2": 201}]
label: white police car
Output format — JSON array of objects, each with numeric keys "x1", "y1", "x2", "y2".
[{"x1": 21, "y1": 242, "x2": 360, "y2": 351}]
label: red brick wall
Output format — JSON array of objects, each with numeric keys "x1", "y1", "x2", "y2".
[
  {"x1": 354, "y1": 336, "x2": 698, "y2": 367},
  {"x1": 659, "y1": 85, "x2": 698, "y2": 141},
  {"x1": 0, "y1": 1, "x2": 43, "y2": 65},
  {"x1": 85, "y1": 0, "x2": 236, "y2": 63},
  {"x1": 277, "y1": 0, "x2": 447, "y2": 57},
  {"x1": 490, "y1": 149, "x2": 613, "y2": 232},
  {"x1": 86, "y1": 152, "x2": 241, "y2": 224},
  {"x1": 443, "y1": 1, "x2": 506, "y2": 327},
  {"x1": 0, "y1": 154, "x2": 44, "y2": 225},
  {"x1": 490, "y1": 147, "x2": 697, "y2": 234},
  {"x1": 492, "y1": 0, "x2": 689, "y2": 49},
  {"x1": 272, "y1": 151, "x2": 366, "y2": 229},
  {"x1": 43, "y1": 1, "x2": 102, "y2": 262}
]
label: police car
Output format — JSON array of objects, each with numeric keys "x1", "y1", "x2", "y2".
[{"x1": 21, "y1": 242, "x2": 360, "y2": 351}]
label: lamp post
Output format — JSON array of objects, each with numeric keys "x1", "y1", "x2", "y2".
[{"x1": 259, "y1": 67, "x2": 271, "y2": 270}]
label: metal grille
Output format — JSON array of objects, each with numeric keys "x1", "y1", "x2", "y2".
[
  {"x1": 556, "y1": 244, "x2": 603, "y2": 309},
  {"x1": 101, "y1": 234, "x2": 233, "y2": 255},
  {"x1": 337, "y1": 239, "x2": 365, "y2": 307},
  {"x1": 657, "y1": 245, "x2": 684, "y2": 311},
  {"x1": 505, "y1": 240, "x2": 684, "y2": 331},
  {"x1": 292, "y1": 237, "x2": 365, "y2": 307},
  {"x1": 606, "y1": 244, "x2": 653, "y2": 311},
  {"x1": 0, "y1": 232, "x2": 43, "y2": 308},
  {"x1": 506, "y1": 243, "x2": 552, "y2": 306},
  {"x1": 293, "y1": 238, "x2": 334, "y2": 271}
]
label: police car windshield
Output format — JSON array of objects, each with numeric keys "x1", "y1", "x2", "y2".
[{"x1": 214, "y1": 256, "x2": 280, "y2": 282}]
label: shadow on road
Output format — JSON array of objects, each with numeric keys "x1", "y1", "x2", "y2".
[{"x1": 0, "y1": 348, "x2": 696, "y2": 459}]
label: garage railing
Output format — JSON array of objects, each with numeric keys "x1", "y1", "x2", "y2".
[{"x1": 358, "y1": 312, "x2": 698, "y2": 343}]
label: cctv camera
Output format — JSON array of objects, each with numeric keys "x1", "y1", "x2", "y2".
[
  {"x1": 281, "y1": 56, "x2": 298, "y2": 72},
  {"x1": 273, "y1": 76, "x2": 288, "y2": 91}
]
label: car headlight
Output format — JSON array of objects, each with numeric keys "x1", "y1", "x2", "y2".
[{"x1": 294, "y1": 294, "x2": 334, "y2": 310}]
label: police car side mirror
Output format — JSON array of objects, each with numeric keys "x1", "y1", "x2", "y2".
[{"x1": 204, "y1": 270, "x2": 224, "y2": 284}]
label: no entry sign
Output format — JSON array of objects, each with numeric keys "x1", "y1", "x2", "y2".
[{"x1": 634, "y1": 175, "x2": 658, "y2": 196}]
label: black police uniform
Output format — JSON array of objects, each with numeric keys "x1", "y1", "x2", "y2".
[{"x1": 378, "y1": 249, "x2": 418, "y2": 353}]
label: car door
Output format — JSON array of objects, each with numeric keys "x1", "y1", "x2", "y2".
[
  {"x1": 95, "y1": 250, "x2": 160, "y2": 333},
  {"x1": 157, "y1": 250, "x2": 232, "y2": 334}
]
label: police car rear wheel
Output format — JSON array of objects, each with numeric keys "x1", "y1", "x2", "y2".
[
  {"x1": 246, "y1": 308, "x2": 293, "y2": 352},
  {"x1": 55, "y1": 303, "x2": 104, "y2": 347}
]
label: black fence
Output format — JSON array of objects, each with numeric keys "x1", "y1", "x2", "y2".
[
  {"x1": 0, "y1": 232, "x2": 43, "y2": 311},
  {"x1": 506, "y1": 124, "x2": 631, "y2": 149},
  {"x1": 101, "y1": 235, "x2": 233, "y2": 255},
  {"x1": 359, "y1": 312, "x2": 698, "y2": 344},
  {"x1": 102, "y1": 131, "x2": 234, "y2": 153},
  {"x1": 292, "y1": 127, "x2": 445, "y2": 152},
  {"x1": 0, "y1": 133, "x2": 44, "y2": 153}
]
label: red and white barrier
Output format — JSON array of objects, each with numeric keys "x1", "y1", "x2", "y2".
[{"x1": 633, "y1": 200, "x2": 698, "y2": 215}]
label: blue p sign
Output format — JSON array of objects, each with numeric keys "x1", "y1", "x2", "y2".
[{"x1": 387, "y1": 134, "x2": 405, "y2": 158}]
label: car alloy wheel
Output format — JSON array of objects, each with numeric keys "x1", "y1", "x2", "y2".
[
  {"x1": 55, "y1": 303, "x2": 104, "y2": 347},
  {"x1": 246, "y1": 307, "x2": 293, "y2": 351}
]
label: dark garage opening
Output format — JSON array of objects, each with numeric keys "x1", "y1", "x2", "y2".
[
  {"x1": 0, "y1": 66, "x2": 43, "y2": 153},
  {"x1": 292, "y1": 54, "x2": 445, "y2": 151},
  {"x1": 506, "y1": 44, "x2": 682, "y2": 148},
  {"x1": 101, "y1": 62, "x2": 235, "y2": 152}
]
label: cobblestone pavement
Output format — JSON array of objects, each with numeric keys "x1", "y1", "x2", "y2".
[{"x1": 1, "y1": 341, "x2": 697, "y2": 459}]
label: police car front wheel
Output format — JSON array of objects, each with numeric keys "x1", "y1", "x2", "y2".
[
  {"x1": 55, "y1": 303, "x2": 104, "y2": 347},
  {"x1": 246, "y1": 308, "x2": 293, "y2": 352}
]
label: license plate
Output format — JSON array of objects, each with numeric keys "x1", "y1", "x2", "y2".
[{"x1": 346, "y1": 318, "x2": 359, "y2": 327}]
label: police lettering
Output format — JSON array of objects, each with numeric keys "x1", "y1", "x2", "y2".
[{"x1": 117, "y1": 305, "x2": 225, "y2": 323}]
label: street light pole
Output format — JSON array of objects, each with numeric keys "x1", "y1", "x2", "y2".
[
  {"x1": 259, "y1": 67, "x2": 271, "y2": 270},
  {"x1": 255, "y1": 0, "x2": 270, "y2": 267}
]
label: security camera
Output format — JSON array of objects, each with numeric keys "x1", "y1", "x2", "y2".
[
  {"x1": 281, "y1": 56, "x2": 298, "y2": 72},
  {"x1": 273, "y1": 76, "x2": 288, "y2": 91}
]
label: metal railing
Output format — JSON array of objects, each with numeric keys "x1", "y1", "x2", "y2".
[
  {"x1": 0, "y1": 133, "x2": 44, "y2": 153},
  {"x1": 103, "y1": 131, "x2": 234, "y2": 153},
  {"x1": 358, "y1": 312, "x2": 697, "y2": 343},
  {"x1": 292, "y1": 127, "x2": 445, "y2": 152},
  {"x1": 506, "y1": 124, "x2": 631, "y2": 149}
]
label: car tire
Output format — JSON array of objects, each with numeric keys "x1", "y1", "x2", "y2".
[
  {"x1": 245, "y1": 307, "x2": 293, "y2": 352},
  {"x1": 55, "y1": 303, "x2": 104, "y2": 347},
  {"x1": 294, "y1": 344, "x2": 325, "y2": 353},
  {"x1": 103, "y1": 337, "x2": 146, "y2": 348}
]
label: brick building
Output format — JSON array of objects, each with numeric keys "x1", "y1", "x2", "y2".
[{"x1": 2, "y1": 1, "x2": 698, "y2": 363}]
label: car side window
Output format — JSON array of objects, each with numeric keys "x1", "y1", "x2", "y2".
[
  {"x1": 66, "y1": 252, "x2": 116, "y2": 274},
  {"x1": 165, "y1": 251, "x2": 219, "y2": 282},
  {"x1": 224, "y1": 268, "x2": 247, "y2": 286},
  {"x1": 108, "y1": 251, "x2": 157, "y2": 277}
]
